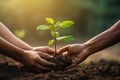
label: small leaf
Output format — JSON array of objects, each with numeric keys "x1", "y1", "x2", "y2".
[
  {"x1": 51, "y1": 31, "x2": 60, "y2": 37},
  {"x1": 14, "y1": 29, "x2": 26, "y2": 39},
  {"x1": 48, "y1": 40, "x2": 54, "y2": 46},
  {"x1": 55, "y1": 21, "x2": 62, "y2": 27},
  {"x1": 36, "y1": 25, "x2": 50, "y2": 30},
  {"x1": 46, "y1": 18, "x2": 54, "y2": 24},
  {"x1": 60, "y1": 21, "x2": 74, "y2": 28},
  {"x1": 57, "y1": 36, "x2": 75, "y2": 42}
]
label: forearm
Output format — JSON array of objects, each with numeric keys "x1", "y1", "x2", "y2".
[
  {"x1": 84, "y1": 20, "x2": 120, "y2": 54},
  {"x1": 0, "y1": 37, "x2": 26, "y2": 63},
  {"x1": 0, "y1": 22, "x2": 32, "y2": 50}
]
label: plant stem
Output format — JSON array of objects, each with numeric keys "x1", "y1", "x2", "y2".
[
  {"x1": 54, "y1": 36, "x2": 57, "y2": 54},
  {"x1": 54, "y1": 35, "x2": 59, "y2": 57},
  {"x1": 54, "y1": 29, "x2": 57, "y2": 56}
]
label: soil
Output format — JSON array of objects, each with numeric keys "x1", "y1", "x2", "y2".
[
  {"x1": 45, "y1": 55, "x2": 72, "y2": 70},
  {"x1": 0, "y1": 59, "x2": 120, "y2": 80}
]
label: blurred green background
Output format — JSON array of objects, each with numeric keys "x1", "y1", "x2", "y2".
[
  {"x1": 0, "y1": 0, "x2": 120, "y2": 62},
  {"x1": 0, "y1": 0, "x2": 120, "y2": 45}
]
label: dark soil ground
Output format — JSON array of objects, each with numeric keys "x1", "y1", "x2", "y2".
[{"x1": 0, "y1": 59, "x2": 120, "y2": 80}]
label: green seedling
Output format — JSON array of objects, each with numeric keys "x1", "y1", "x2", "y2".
[{"x1": 36, "y1": 18, "x2": 75, "y2": 54}]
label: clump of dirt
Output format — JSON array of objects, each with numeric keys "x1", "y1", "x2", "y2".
[
  {"x1": 45, "y1": 55, "x2": 72, "y2": 70},
  {"x1": 0, "y1": 59, "x2": 120, "y2": 80}
]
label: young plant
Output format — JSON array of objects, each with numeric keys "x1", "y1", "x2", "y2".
[{"x1": 36, "y1": 18, "x2": 75, "y2": 54}]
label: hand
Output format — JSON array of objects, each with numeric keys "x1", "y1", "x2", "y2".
[
  {"x1": 33, "y1": 46, "x2": 55, "y2": 54},
  {"x1": 22, "y1": 50, "x2": 56, "y2": 71},
  {"x1": 58, "y1": 44, "x2": 90, "y2": 69}
]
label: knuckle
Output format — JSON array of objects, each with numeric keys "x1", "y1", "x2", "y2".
[
  {"x1": 67, "y1": 45, "x2": 71, "y2": 48},
  {"x1": 32, "y1": 56, "x2": 37, "y2": 61}
]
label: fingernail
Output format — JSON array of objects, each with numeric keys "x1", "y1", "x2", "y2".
[{"x1": 49, "y1": 55, "x2": 54, "y2": 58}]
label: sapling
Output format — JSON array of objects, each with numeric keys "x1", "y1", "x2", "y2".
[
  {"x1": 36, "y1": 18, "x2": 75, "y2": 54},
  {"x1": 36, "y1": 18, "x2": 75, "y2": 70}
]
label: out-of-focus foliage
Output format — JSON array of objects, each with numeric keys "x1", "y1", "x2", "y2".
[
  {"x1": 0, "y1": 0, "x2": 120, "y2": 45},
  {"x1": 14, "y1": 29, "x2": 26, "y2": 39}
]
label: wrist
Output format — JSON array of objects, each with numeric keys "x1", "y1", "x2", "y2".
[
  {"x1": 82, "y1": 42, "x2": 92, "y2": 56},
  {"x1": 13, "y1": 49, "x2": 28, "y2": 64}
]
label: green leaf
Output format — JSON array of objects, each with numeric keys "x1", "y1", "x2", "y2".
[
  {"x1": 55, "y1": 21, "x2": 62, "y2": 27},
  {"x1": 48, "y1": 40, "x2": 54, "y2": 46},
  {"x1": 14, "y1": 29, "x2": 26, "y2": 39},
  {"x1": 36, "y1": 25, "x2": 50, "y2": 30},
  {"x1": 57, "y1": 36, "x2": 75, "y2": 42},
  {"x1": 51, "y1": 31, "x2": 60, "y2": 37},
  {"x1": 46, "y1": 18, "x2": 54, "y2": 24},
  {"x1": 60, "y1": 21, "x2": 74, "y2": 28}
]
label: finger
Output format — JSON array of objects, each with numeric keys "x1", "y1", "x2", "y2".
[
  {"x1": 57, "y1": 46, "x2": 69, "y2": 55},
  {"x1": 40, "y1": 52, "x2": 54, "y2": 59},
  {"x1": 35, "y1": 63, "x2": 51, "y2": 71},
  {"x1": 36, "y1": 57, "x2": 56, "y2": 67},
  {"x1": 65, "y1": 63, "x2": 77, "y2": 69},
  {"x1": 62, "y1": 52, "x2": 68, "y2": 57},
  {"x1": 46, "y1": 47, "x2": 55, "y2": 54},
  {"x1": 33, "y1": 46, "x2": 55, "y2": 54},
  {"x1": 65, "y1": 59, "x2": 78, "y2": 69}
]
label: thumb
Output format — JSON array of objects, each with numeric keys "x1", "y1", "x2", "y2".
[{"x1": 57, "y1": 46, "x2": 69, "y2": 55}]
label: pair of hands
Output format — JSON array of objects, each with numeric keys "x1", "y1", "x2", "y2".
[
  {"x1": 23, "y1": 44, "x2": 90, "y2": 71},
  {"x1": 22, "y1": 46, "x2": 56, "y2": 71}
]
